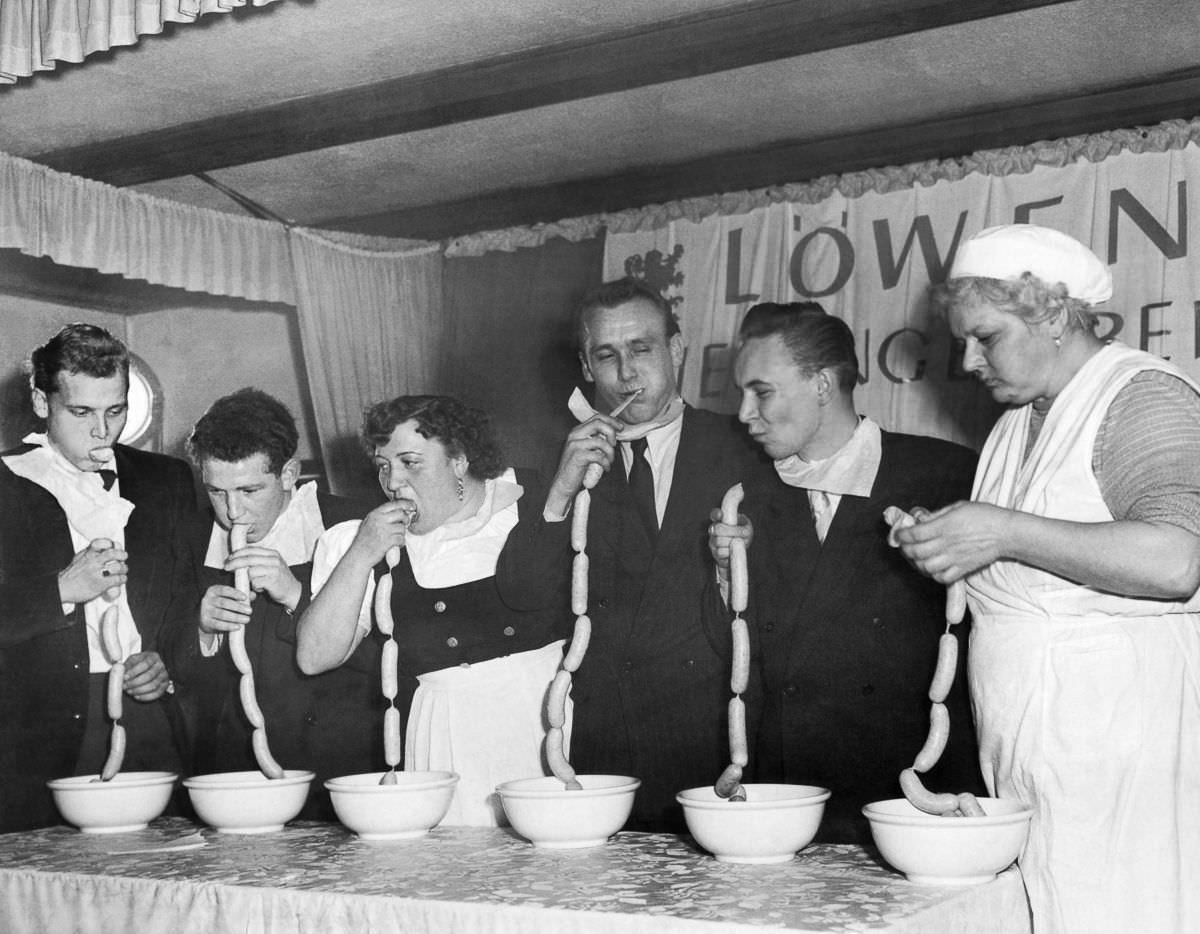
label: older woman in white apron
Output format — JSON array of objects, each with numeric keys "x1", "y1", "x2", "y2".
[
  {"x1": 297, "y1": 395, "x2": 569, "y2": 826},
  {"x1": 894, "y1": 225, "x2": 1200, "y2": 934}
]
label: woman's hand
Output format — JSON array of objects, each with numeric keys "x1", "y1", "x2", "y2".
[
  {"x1": 350, "y1": 500, "x2": 414, "y2": 565},
  {"x1": 893, "y1": 501, "x2": 1011, "y2": 584}
]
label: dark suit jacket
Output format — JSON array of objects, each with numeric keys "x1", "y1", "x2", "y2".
[
  {"x1": 0, "y1": 443, "x2": 196, "y2": 832},
  {"x1": 565, "y1": 406, "x2": 772, "y2": 830},
  {"x1": 162, "y1": 491, "x2": 381, "y2": 821},
  {"x1": 739, "y1": 430, "x2": 987, "y2": 843}
]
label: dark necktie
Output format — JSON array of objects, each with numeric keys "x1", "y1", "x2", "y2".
[
  {"x1": 98, "y1": 468, "x2": 117, "y2": 491},
  {"x1": 626, "y1": 437, "x2": 658, "y2": 538}
]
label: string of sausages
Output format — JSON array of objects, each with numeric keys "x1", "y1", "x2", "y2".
[
  {"x1": 98, "y1": 604, "x2": 126, "y2": 781},
  {"x1": 228, "y1": 523, "x2": 285, "y2": 779},
  {"x1": 544, "y1": 462, "x2": 606, "y2": 790},
  {"x1": 714, "y1": 483, "x2": 749, "y2": 802},
  {"x1": 884, "y1": 507, "x2": 984, "y2": 818},
  {"x1": 374, "y1": 545, "x2": 403, "y2": 785}
]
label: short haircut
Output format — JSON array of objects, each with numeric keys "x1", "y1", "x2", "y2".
[
  {"x1": 361, "y1": 394, "x2": 505, "y2": 481},
  {"x1": 187, "y1": 388, "x2": 299, "y2": 476},
  {"x1": 932, "y1": 272, "x2": 1099, "y2": 335},
  {"x1": 30, "y1": 323, "x2": 129, "y2": 395},
  {"x1": 575, "y1": 277, "x2": 680, "y2": 349},
  {"x1": 738, "y1": 302, "x2": 859, "y2": 391}
]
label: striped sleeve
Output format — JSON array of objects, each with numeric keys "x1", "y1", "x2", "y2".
[{"x1": 1094, "y1": 370, "x2": 1200, "y2": 535}]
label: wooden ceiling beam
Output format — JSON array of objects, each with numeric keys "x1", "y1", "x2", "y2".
[
  {"x1": 328, "y1": 67, "x2": 1200, "y2": 242},
  {"x1": 33, "y1": 0, "x2": 1073, "y2": 186}
]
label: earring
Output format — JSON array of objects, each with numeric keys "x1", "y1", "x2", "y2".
[
  {"x1": 1054, "y1": 336, "x2": 1062, "y2": 347},
  {"x1": 456, "y1": 477, "x2": 465, "y2": 501}
]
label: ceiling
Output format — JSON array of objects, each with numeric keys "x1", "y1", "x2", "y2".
[{"x1": 2, "y1": 0, "x2": 1200, "y2": 243}]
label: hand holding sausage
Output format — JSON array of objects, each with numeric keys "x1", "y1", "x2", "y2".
[
  {"x1": 58, "y1": 539, "x2": 128, "y2": 604},
  {"x1": 707, "y1": 509, "x2": 753, "y2": 572},
  {"x1": 545, "y1": 415, "x2": 622, "y2": 515},
  {"x1": 199, "y1": 584, "x2": 253, "y2": 635},
  {"x1": 225, "y1": 546, "x2": 302, "y2": 610},
  {"x1": 347, "y1": 500, "x2": 415, "y2": 567},
  {"x1": 121, "y1": 651, "x2": 172, "y2": 701},
  {"x1": 892, "y1": 500, "x2": 1011, "y2": 584}
]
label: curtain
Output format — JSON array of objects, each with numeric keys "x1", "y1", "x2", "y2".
[
  {"x1": 289, "y1": 227, "x2": 445, "y2": 500},
  {"x1": 0, "y1": 0, "x2": 284, "y2": 84}
]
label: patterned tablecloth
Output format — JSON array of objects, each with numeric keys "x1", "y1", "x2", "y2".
[{"x1": 0, "y1": 818, "x2": 1031, "y2": 934}]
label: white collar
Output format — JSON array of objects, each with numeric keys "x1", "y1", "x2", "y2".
[
  {"x1": 773, "y1": 417, "x2": 882, "y2": 497},
  {"x1": 204, "y1": 481, "x2": 326, "y2": 568},
  {"x1": 567, "y1": 386, "x2": 685, "y2": 440}
]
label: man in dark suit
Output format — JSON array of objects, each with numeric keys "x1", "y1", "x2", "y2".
[
  {"x1": 541, "y1": 277, "x2": 770, "y2": 831},
  {"x1": 708, "y1": 302, "x2": 986, "y2": 843},
  {"x1": 0, "y1": 323, "x2": 195, "y2": 832},
  {"x1": 162, "y1": 388, "x2": 379, "y2": 819}
]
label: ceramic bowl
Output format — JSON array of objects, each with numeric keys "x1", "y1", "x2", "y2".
[
  {"x1": 325, "y1": 771, "x2": 459, "y2": 840},
  {"x1": 863, "y1": 797, "x2": 1034, "y2": 885},
  {"x1": 47, "y1": 771, "x2": 178, "y2": 833},
  {"x1": 676, "y1": 783, "x2": 830, "y2": 863},
  {"x1": 183, "y1": 769, "x2": 314, "y2": 833},
  {"x1": 496, "y1": 775, "x2": 640, "y2": 848}
]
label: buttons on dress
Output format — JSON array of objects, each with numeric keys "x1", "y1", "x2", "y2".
[
  {"x1": 434, "y1": 601, "x2": 447, "y2": 613},
  {"x1": 503, "y1": 626, "x2": 515, "y2": 637},
  {"x1": 446, "y1": 636, "x2": 459, "y2": 648}
]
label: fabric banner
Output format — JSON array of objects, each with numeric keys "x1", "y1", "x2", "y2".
[{"x1": 603, "y1": 144, "x2": 1200, "y2": 450}]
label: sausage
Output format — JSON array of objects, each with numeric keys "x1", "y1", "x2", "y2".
[
  {"x1": 546, "y1": 669, "x2": 572, "y2": 729},
  {"x1": 228, "y1": 627, "x2": 252, "y2": 675},
  {"x1": 730, "y1": 616, "x2": 750, "y2": 695},
  {"x1": 380, "y1": 769, "x2": 398, "y2": 785},
  {"x1": 582, "y1": 462, "x2": 604, "y2": 490},
  {"x1": 252, "y1": 728, "x2": 285, "y2": 779},
  {"x1": 728, "y1": 696, "x2": 748, "y2": 767},
  {"x1": 562, "y1": 615, "x2": 591, "y2": 673},
  {"x1": 945, "y1": 580, "x2": 967, "y2": 626},
  {"x1": 912, "y1": 702, "x2": 950, "y2": 773},
  {"x1": 381, "y1": 639, "x2": 399, "y2": 700},
  {"x1": 384, "y1": 705, "x2": 402, "y2": 768},
  {"x1": 714, "y1": 762, "x2": 743, "y2": 798},
  {"x1": 385, "y1": 545, "x2": 402, "y2": 569},
  {"x1": 720, "y1": 483, "x2": 744, "y2": 525},
  {"x1": 571, "y1": 489, "x2": 591, "y2": 553},
  {"x1": 229, "y1": 524, "x2": 250, "y2": 595},
  {"x1": 239, "y1": 671, "x2": 265, "y2": 729},
  {"x1": 899, "y1": 767, "x2": 960, "y2": 815},
  {"x1": 374, "y1": 572, "x2": 395, "y2": 636},
  {"x1": 957, "y1": 792, "x2": 986, "y2": 817},
  {"x1": 100, "y1": 605, "x2": 123, "y2": 665},
  {"x1": 546, "y1": 726, "x2": 582, "y2": 790},
  {"x1": 571, "y1": 553, "x2": 589, "y2": 616},
  {"x1": 728, "y1": 540, "x2": 749, "y2": 613},
  {"x1": 928, "y1": 632, "x2": 959, "y2": 703},
  {"x1": 100, "y1": 723, "x2": 126, "y2": 781},
  {"x1": 105, "y1": 663, "x2": 125, "y2": 722}
]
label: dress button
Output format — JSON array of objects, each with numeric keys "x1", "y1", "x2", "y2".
[
  {"x1": 503, "y1": 626, "x2": 515, "y2": 637},
  {"x1": 622, "y1": 659, "x2": 634, "y2": 672},
  {"x1": 434, "y1": 601, "x2": 447, "y2": 613},
  {"x1": 446, "y1": 636, "x2": 459, "y2": 648},
  {"x1": 72, "y1": 663, "x2": 81, "y2": 670},
  {"x1": 597, "y1": 597, "x2": 609, "y2": 609},
  {"x1": 306, "y1": 715, "x2": 317, "y2": 725},
  {"x1": 763, "y1": 622, "x2": 775, "y2": 632},
  {"x1": 783, "y1": 685, "x2": 798, "y2": 697},
  {"x1": 73, "y1": 713, "x2": 82, "y2": 720}
]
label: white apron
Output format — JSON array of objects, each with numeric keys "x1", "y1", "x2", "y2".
[
  {"x1": 969, "y1": 342, "x2": 1200, "y2": 934},
  {"x1": 406, "y1": 640, "x2": 568, "y2": 827}
]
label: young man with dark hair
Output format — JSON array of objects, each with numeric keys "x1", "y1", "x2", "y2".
[{"x1": 0, "y1": 323, "x2": 196, "y2": 832}]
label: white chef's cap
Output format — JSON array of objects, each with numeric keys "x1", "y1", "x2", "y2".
[{"x1": 949, "y1": 224, "x2": 1112, "y2": 305}]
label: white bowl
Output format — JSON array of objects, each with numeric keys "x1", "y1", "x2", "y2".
[
  {"x1": 863, "y1": 797, "x2": 1034, "y2": 885},
  {"x1": 47, "y1": 771, "x2": 178, "y2": 833},
  {"x1": 496, "y1": 775, "x2": 640, "y2": 848},
  {"x1": 325, "y1": 771, "x2": 459, "y2": 840},
  {"x1": 676, "y1": 783, "x2": 830, "y2": 864},
  {"x1": 183, "y1": 769, "x2": 314, "y2": 833}
]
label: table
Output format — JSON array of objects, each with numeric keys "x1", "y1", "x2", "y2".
[{"x1": 0, "y1": 819, "x2": 1031, "y2": 934}]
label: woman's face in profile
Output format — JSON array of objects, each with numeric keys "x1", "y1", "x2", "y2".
[
  {"x1": 373, "y1": 419, "x2": 464, "y2": 534},
  {"x1": 951, "y1": 298, "x2": 1059, "y2": 407}
]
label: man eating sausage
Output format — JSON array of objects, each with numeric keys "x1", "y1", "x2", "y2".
[
  {"x1": 540, "y1": 277, "x2": 771, "y2": 831},
  {"x1": 0, "y1": 323, "x2": 195, "y2": 832},
  {"x1": 706, "y1": 302, "x2": 986, "y2": 843}
]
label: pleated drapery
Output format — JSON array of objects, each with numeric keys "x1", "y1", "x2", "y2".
[
  {"x1": 0, "y1": 0, "x2": 284, "y2": 84},
  {"x1": 0, "y1": 150, "x2": 445, "y2": 496},
  {"x1": 289, "y1": 227, "x2": 445, "y2": 500}
]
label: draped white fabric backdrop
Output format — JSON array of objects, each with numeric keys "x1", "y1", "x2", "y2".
[{"x1": 604, "y1": 138, "x2": 1200, "y2": 450}]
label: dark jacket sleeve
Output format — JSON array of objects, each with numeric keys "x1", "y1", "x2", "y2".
[{"x1": 495, "y1": 468, "x2": 573, "y2": 614}]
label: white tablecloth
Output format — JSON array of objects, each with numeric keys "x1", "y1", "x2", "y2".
[{"x1": 0, "y1": 818, "x2": 1031, "y2": 934}]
